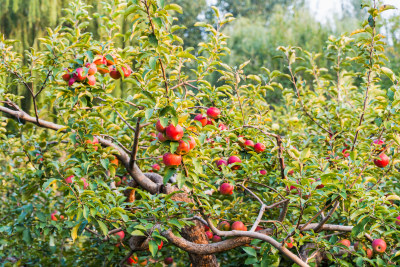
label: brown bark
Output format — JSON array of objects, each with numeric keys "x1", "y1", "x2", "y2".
[{"x1": 180, "y1": 220, "x2": 218, "y2": 267}]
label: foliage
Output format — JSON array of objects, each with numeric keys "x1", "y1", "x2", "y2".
[{"x1": 1, "y1": 0, "x2": 400, "y2": 266}]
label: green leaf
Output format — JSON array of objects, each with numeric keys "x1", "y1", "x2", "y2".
[
  {"x1": 149, "y1": 57, "x2": 157, "y2": 70},
  {"x1": 131, "y1": 230, "x2": 146, "y2": 236},
  {"x1": 351, "y1": 217, "x2": 370, "y2": 237},
  {"x1": 148, "y1": 33, "x2": 158, "y2": 46},
  {"x1": 176, "y1": 51, "x2": 196, "y2": 60},
  {"x1": 22, "y1": 229, "x2": 32, "y2": 244},
  {"x1": 242, "y1": 246, "x2": 257, "y2": 257},
  {"x1": 164, "y1": 168, "x2": 176, "y2": 184},
  {"x1": 42, "y1": 178, "x2": 57, "y2": 190},
  {"x1": 145, "y1": 109, "x2": 154, "y2": 120},
  {"x1": 164, "y1": 4, "x2": 182, "y2": 14},
  {"x1": 71, "y1": 222, "x2": 81, "y2": 242},
  {"x1": 149, "y1": 240, "x2": 158, "y2": 256},
  {"x1": 97, "y1": 220, "x2": 108, "y2": 236},
  {"x1": 156, "y1": 0, "x2": 165, "y2": 8},
  {"x1": 381, "y1": 67, "x2": 395, "y2": 82}
]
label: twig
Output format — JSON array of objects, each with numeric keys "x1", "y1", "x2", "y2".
[{"x1": 129, "y1": 118, "x2": 142, "y2": 169}]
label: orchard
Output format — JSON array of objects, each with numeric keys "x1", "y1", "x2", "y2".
[{"x1": 1, "y1": 0, "x2": 400, "y2": 266}]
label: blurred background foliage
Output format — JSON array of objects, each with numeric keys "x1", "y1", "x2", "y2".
[{"x1": 1, "y1": 0, "x2": 400, "y2": 107}]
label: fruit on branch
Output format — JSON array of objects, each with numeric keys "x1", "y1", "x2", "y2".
[
  {"x1": 109, "y1": 66, "x2": 121, "y2": 79},
  {"x1": 259, "y1": 170, "x2": 267, "y2": 175},
  {"x1": 115, "y1": 176, "x2": 127, "y2": 186},
  {"x1": 156, "y1": 120, "x2": 166, "y2": 132},
  {"x1": 288, "y1": 169, "x2": 294, "y2": 176},
  {"x1": 65, "y1": 175, "x2": 74, "y2": 184},
  {"x1": 87, "y1": 75, "x2": 96, "y2": 86},
  {"x1": 255, "y1": 226, "x2": 263, "y2": 231},
  {"x1": 188, "y1": 136, "x2": 196, "y2": 150},
  {"x1": 62, "y1": 71, "x2": 71, "y2": 82},
  {"x1": 149, "y1": 132, "x2": 157, "y2": 141},
  {"x1": 194, "y1": 114, "x2": 207, "y2": 127},
  {"x1": 176, "y1": 140, "x2": 190, "y2": 155},
  {"x1": 204, "y1": 225, "x2": 210, "y2": 231},
  {"x1": 157, "y1": 132, "x2": 167, "y2": 142},
  {"x1": 94, "y1": 55, "x2": 107, "y2": 65},
  {"x1": 138, "y1": 259, "x2": 147, "y2": 266},
  {"x1": 396, "y1": 215, "x2": 400, "y2": 226},
  {"x1": 373, "y1": 153, "x2": 389, "y2": 168},
  {"x1": 165, "y1": 124, "x2": 184, "y2": 141},
  {"x1": 127, "y1": 256, "x2": 138, "y2": 265},
  {"x1": 85, "y1": 63, "x2": 97, "y2": 75},
  {"x1": 206, "y1": 107, "x2": 221, "y2": 119},
  {"x1": 158, "y1": 240, "x2": 163, "y2": 250},
  {"x1": 254, "y1": 143, "x2": 266, "y2": 153},
  {"x1": 85, "y1": 136, "x2": 99, "y2": 151},
  {"x1": 122, "y1": 65, "x2": 132, "y2": 78},
  {"x1": 206, "y1": 119, "x2": 214, "y2": 125},
  {"x1": 216, "y1": 159, "x2": 228, "y2": 170},
  {"x1": 338, "y1": 239, "x2": 351, "y2": 248},
  {"x1": 75, "y1": 67, "x2": 87, "y2": 82},
  {"x1": 163, "y1": 153, "x2": 182, "y2": 166},
  {"x1": 342, "y1": 149, "x2": 349, "y2": 158},
  {"x1": 228, "y1": 156, "x2": 241, "y2": 170},
  {"x1": 151, "y1": 164, "x2": 160, "y2": 172},
  {"x1": 164, "y1": 257, "x2": 173, "y2": 265},
  {"x1": 231, "y1": 221, "x2": 247, "y2": 231},
  {"x1": 373, "y1": 139, "x2": 385, "y2": 151},
  {"x1": 219, "y1": 183, "x2": 234, "y2": 195},
  {"x1": 244, "y1": 140, "x2": 254, "y2": 150},
  {"x1": 218, "y1": 123, "x2": 228, "y2": 131},
  {"x1": 105, "y1": 54, "x2": 117, "y2": 66},
  {"x1": 51, "y1": 211, "x2": 58, "y2": 221},
  {"x1": 205, "y1": 231, "x2": 213, "y2": 240},
  {"x1": 372, "y1": 239, "x2": 386, "y2": 253},
  {"x1": 97, "y1": 64, "x2": 110, "y2": 74},
  {"x1": 114, "y1": 231, "x2": 125, "y2": 241},
  {"x1": 288, "y1": 185, "x2": 299, "y2": 194},
  {"x1": 212, "y1": 235, "x2": 222, "y2": 242},
  {"x1": 68, "y1": 77, "x2": 76, "y2": 86},
  {"x1": 80, "y1": 177, "x2": 89, "y2": 189},
  {"x1": 218, "y1": 221, "x2": 231, "y2": 231},
  {"x1": 285, "y1": 237, "x2": 295, "y2": 249},
  {"x1": 110, "y1": 156, "x2": 119, "y2": 167}
]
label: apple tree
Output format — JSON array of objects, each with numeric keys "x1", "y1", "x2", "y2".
[{"x1": 1, "y1": 0, "x2": 400, "y2": 266}]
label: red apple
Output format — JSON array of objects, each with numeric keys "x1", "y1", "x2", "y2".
[
  {"x1": 65, "y1": 175, "x2": 74, "y2": 184},
  {"x1": 244, "y1": 140, "x2": 254, "y2": 149},
  {"x1": 85, "y1": 136, "x2": 99, "y2": 151},
  {"x1": 212, "y1": 235, "x2": 222, "y2": 242},
  {"x1": 206, "y1": 119, "x2": 214, "y2": 125},
  {"x1": 127, "y1": 256, "x2": 138, "y2": 265},
  {"x1": 122, "y1": 65, "x2": 132, "y2": 78},
  {"x1": 68, "y1": 77, "x2": 76, "y2": 86},
  {"x1": 254, "y1": 143, "x2": 266, "y2": 153},
  {"x1": 286, "y1": 237, "x2": 295, "y2": 248},
  {"x1": 156, "y1": 120, "x2": 166, "y2": 132},
  {"x1": 94, "y1": 55, "x2": 107, "y2": 65},
  {"x1": 342, "y1": 149, "x2": 349, "y2": 158},
  {"x1": 374, "y1": 153, "x2": 389, "y2": 168},
  {"x1": 115, "y1": 176, "x2": 127, "y2": 187},
  {"x1": 204, "y1": 225, "x2": 210, "y2": 231},
  {"x1": 163, "y1": 153, "x2": 181, "y2": 166},
  {"x1": 396, "y1": 215, "x2": 400, "y2": 226},
  {"x1": 62, "y1": 71, "x2": 71, "y2": 82},
  {"x1": 288, "y1": 169, "x2": 294, "y2": 176},
  {"x1": 366, "y1": 248, "x2": 373, "y2": 259},
  {"x1": 165, "y1": 124, "x2": 184, "y2": 141},
  {"x1": 219, "y1": 183, "x2": 234, "y2": 195},
  {"x1": 152, "y1": 164, "x2": 160, "y2": 172},
  {"x1": 260, "y1": 170, "x2": 267, "y2": 175},
  {"x1": 75, "y1": 67, "x2": 87, "y2": 82},
  {"x1": 157, "y1": 132, "x2": 167, "y2": 142},
  {"x1": 255, "y1": 226, "x2": 263, "y2": 232},
  {"x1": 228, "y1": 156, "x2": 241, "y2": 170},
  {"x1": 149, "y1": 132, "x2": 157, "y2": 141},
  {"x1": 87, "y1": 75, "x2": 96, "y2": 86},
  {"x1": 205, "y1": 231, "x2": 213, "y2": 240},
  {"x1": 216, "y1": 159, "x2": 228, "y2": 170},
  {"x1": 109, "y1": 66, "x2": 121, "y2": 79},
  {"x1": 218, "y1": 221, "x2": 230, "y2": 231},
  {"x1": 231, "y1": 221, "x2": 247, "y2": 231},
  {"x1": 188, "y1": 136, "x2": 196, "y2": 150},
  {"x1": 372, "y1": 239, "x2": 386, "y2": 253},
  {"x1": 176, "y1": 140, "x2": 190, "y2": 155},
  {"x1": 158, "y1": 240, "x2": 163, "y2": 250},
  {"x1": 338, "y1": 239, "x2": 351, "y2": 248},
  {"x1": 51, "y1": 211, "x2": 58, "y2": 221},
  {"x1": 114, "y1": 231, "x2": 125, "y2": 241},
  {"x1": 85, "y1": 63, "x2": 97, "y2": 75},
  {"x1": 80, "y1": 177, "x2": 89, "y2": 189},
  {"x1": 194, "y1": 114, "x2": 207, "y2": 127},
  {"x1": 207, "y1": 107, "x2": 221, "y2": 119},
  {"x1": 164, "y1": 257, "x2": 173, "y2": 265},
  {"x1": 105, "y1": 55, "x2": 117, "y2": 66},
  {"x1": 218, "y1": 123, "x2": 228, "y2": 131}
]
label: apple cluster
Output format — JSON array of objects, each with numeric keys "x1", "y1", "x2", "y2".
[{"x1": 62, "y1": 54, "x2": 132, "y2": 87}]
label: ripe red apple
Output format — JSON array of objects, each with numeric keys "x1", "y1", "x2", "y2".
[
  {"x1": 286, "y1": 237, "x2": 295, "y2": 248},
  {"x1": 157, "y1": 132, "x2": 167, "y2": 142},
  {"x1": 372, "y1": 239, "x2": 386, "y2": 253},
  {"x1": 62, "y1": 71, "x2": 71, "y2": 82},
  {"x1": 188, "y1": 136, "x2": 196, "y2": 150},
  {"x1": 165, "y1": 124, "x2": 184, "y2": 141},
  {"x1": 51, "y1": 211, "x2": 58, "y2": 221},
  {"x1": 75, "y1": 67, "x2": 87, "y2": 82},
  {"x1": 156, "y1": 120, "x2": 166, "y2": 132},
  {"x1": 65, "y1": 175, "x2": 74, "y2": 184},
  {"x1": 228, "y1": 156, "x2": 241, "y2": 170},
  {"x1": 244, "y1": 140, "x2": 254, "y2": 149},
  {"x1": 219, "y1": 183, "x2": 234, "y2": 195},
  {"x1": 94, "y1": 55, "x2": 107, "y2": 65},
  {"x1": 216, "y1": 159, "x2": 228, "y2": 170},
  {"x1": 85, "y1": 136, "x2": 99, "y2": 151},
  {"x1": 68, "y1": 77, "x2": 76, "y2": 86},
  {"x1": 255, "y1": 226, "x2": 263, "y2": 231},
  {"x1": 164, "y1": 257, "x2": 173, "y2": 265},
  {"x1": 231, "y1": 221, "x2": 247, "y2": 231},
  {"x1": 204, "y1": 225, "x2": 210, "y2": 231},
  {"x1": 122, "y1": 65, "x2": 132, "y2": 78},
  {"x1": 254, "y1": 143, "x2": 266, "y2": 153},
  {"x1": 315, "y1": 178, "x2": 324, "y2": 189},
  {"x1": 205, "y1": 231, "x2": 213, "y2": 240},
  {"x1": 80, "y1": 177, "x2": 89, "y2": 189},
  {"x1": 338, "y1": 239, "x2": 351, "y2": 248},
  {"x1": 396, "y1": 215, "x2": 400, "y2": 226},
  {"x1": 127, "y1": 256, "x2": 138, "y2": 265},
  {"x1": 158, "y1": 240, "x2": 163, "y2": 250},
  {"x1": 259, "y1": 170, "x2": 267, "y2": 175},
  {"x1": 342, "y1": 148, "x2": 349, "y2": 158},
  {"x1": 176, "y1": 140, "x2": 190, "y2": 155},
  {"x1": 163, "y1": 153, "x2": 182, "y2": 166},
  {"x1": 85, "y1": 63, "x2": 97, "y2": 75},
  {"x1": 115, "y1": 176, "x2": 127, "y2": 187},
  {"x1": 105, "y1": 54, "x2": 117, "y2": 66},
  {"x1": 152, "y1": 164, "x2": 160, "y2": 172},
  {"x1": 149, "y1": 132, "x2": 157, "y2": 141},
  {"x1": 109, "y1": 66, "x2": 121, "y2": 79},
  {"x1": 207, "y1": 107, "x2": 221, "y2": 119},
  {"x1": 87, "y1": 75, "x2": 96, "y2": 86},
  {"x1": 212, "y1": 235, "x2": 222, "y2": 242},
  {"x1": 374, "y1": 153, "x2": 389, "y2": 168},
  {"x1": 288, "y1": 169, "x2": 294, "y2": 176},
  {"x1": 218, "y1": 221, "x2": 230, "y2": 231},
  {"x1": 194, "y1": 114, "x2": 207, "y2": 127},
  {"x1": 206, "y1": 119, "x2": 214, "y2": 125},
  {"x1": 114, "y1": 231, "x2": 125, "y2": 241},
  {"x1": 218, "y1": 123, "x2": 228, "y2": 131},
  {"x1": 373, "y1": 139, "x2": 384, "y2": 146}
]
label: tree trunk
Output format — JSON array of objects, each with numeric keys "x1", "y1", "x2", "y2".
[{"x1": 181, "y1": 220, "x2": 218, "y2": 267}]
